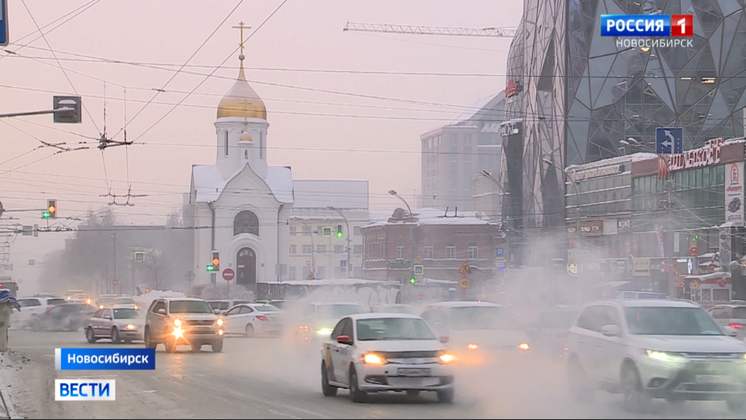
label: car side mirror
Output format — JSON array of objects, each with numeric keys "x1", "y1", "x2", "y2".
[
  {"x1": 723, "y1": 326, "x2": 738, "y2": 338},
  {"x1": 601, "y1": 324, "x2": 620, "y2": 337},
  {"x1": 156, "y1": 308, "x2": 167, "y2": 315},
  {"x1": 336, "y1": 335, "x2": 352, "y2": 345}
]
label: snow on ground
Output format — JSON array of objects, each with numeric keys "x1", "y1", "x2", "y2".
[{"x1": 0, "y1": 351, "x2": 30, "y2": 419}]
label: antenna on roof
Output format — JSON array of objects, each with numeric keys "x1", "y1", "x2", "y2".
[
  {"x1": 455, "y1": 206, "x2": 458, "y2": 217},
  {"x1": 443, "y1": 206, "x2": 449, "y2": 217}
]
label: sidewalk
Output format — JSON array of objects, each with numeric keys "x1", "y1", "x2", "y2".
[{"x1": 0, "y1": 351, "x2": 30, "y2": 419}]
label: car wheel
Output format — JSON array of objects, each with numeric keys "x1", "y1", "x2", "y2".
[
  {"x1": 244, "y1": 324, "x2": 255, "y2": 338},
  {"x1": 567, "y1": 356, "x2": 593, "y2": 402},
  {"x1": 348, "y1": 366, "x2": 367, "y2": 403},
  {"x1": 621, "y1": 363, "x2": 650, "y2": 413},
  {"x1": 727, "y1": 398, "x2": 746, "y2": 413},
  {"x1": 212, "y1": 340, "x2": 223, "y2": 353},
  {"x1": 321, "y1": 361, "x2": 338, "y2": 397},
  {"x1": 85, "y1": 327, "x2": 97, "y2": 344},
  {"x1": 111, "y1": 327, "x2": 121, "y2": 344},
  {"x1": 144, "y1": 328, "x2": 156, "y2": 349},
  {"x1": 164, "y1": 339, "x2": 177, "y2": 353},
  {"x1": 436, "y1": 388, "x2": 455, "y2": 404}
]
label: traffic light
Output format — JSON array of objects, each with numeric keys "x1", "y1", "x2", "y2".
[
  {"x1": 409, "y1": 274, "x2": 417, "y2": 285},
  {"x1": 207, "y1": 251, "x2": 220, "y2": 272},
  {"x1": 336, "y1": 224, "x2": 343, "y2": 239},
  {"x1": 42, "y1": 200, "x2": 57, "y2": 219}
]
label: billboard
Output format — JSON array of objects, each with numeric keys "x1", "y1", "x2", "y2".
[{"x1": 725, "y1": 162, "x2": 744, "y2": 226}]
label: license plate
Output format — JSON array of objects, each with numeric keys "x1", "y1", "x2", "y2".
[
  {"x1": 397, "y1": 368, "x2": 430, "y2": 376},
  {"x1": 696, "y1": 375, "x2": 727, "y2": 384}
]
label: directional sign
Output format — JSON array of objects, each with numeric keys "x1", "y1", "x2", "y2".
[
  {"x1": 413, "y1": 264, "x2": 424, "y2": 276},
  {"x1": 0, "y1": 0, "x2": 8, "y2": 47},
  {"x1": 655, "y1": 127, "x2": 683, "y2": 154},
  {"x1": 222, "y1": 268, "x2": 235, "y2": 281},
  {"x1": 496, "y1": 247, "x2": 504, "y2": 257}
]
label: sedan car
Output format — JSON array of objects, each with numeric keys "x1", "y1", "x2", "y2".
[
  {"x1": 11, "y1": 296, "x2": 65, "y2": 329},
  {"x1": 85, "y1": 306, "x2": 143, "y2": 343},
  {"x1": 321, "y1": 313, "x2": 456, "y2": 403},
  {"x1": 708, "y1": 303, "x2": 746, "y2": 340},
  {"x1": 292, "y1": 302, "x2": 366, "y2": 344},
  {"x1": 30, "y1": 303, "x2": 97, "y2": 331},
  {"x1": 223, "y1": 303, "x2": 282, "y2": 337}
]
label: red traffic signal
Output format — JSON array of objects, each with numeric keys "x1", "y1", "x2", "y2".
[{"x1": 688, "y1": 246, "x2": 698, "y2": 257}]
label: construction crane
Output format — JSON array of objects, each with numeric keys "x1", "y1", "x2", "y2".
[{"x1": 343, "y1": 21, "x2": 517, "y2": 38}]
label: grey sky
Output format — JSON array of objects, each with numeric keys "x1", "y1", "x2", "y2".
[{"x1": 1, "y1": 0, "x2": 521, "y2": 230}]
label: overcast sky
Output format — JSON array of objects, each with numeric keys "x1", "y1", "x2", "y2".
[{"x1": 1, "y1": 0, "x2": 521, "y2": 278}]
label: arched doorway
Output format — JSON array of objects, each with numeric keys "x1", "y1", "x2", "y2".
[{"x1": 236, "y1": 247, "x2": 256, "y2": 291}]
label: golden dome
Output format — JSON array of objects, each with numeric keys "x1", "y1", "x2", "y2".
[{"x1": 217, "y1": 66, "x2": 266, "y2": 120}]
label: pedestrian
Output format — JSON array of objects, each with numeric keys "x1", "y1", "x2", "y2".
[{"x1": 0, "y1": 289, "x2": 21, "y2": 352}]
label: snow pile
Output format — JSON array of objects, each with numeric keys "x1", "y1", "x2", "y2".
[{"x1": 0, "y1": 351, "x2": 29, "y2": 419}]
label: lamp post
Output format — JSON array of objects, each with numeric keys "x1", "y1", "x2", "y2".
[
  {"x1": 389, "y1": 189, "x2": 416, "y2": 286},
  {"x1": 388, "y1": 190, "x2": 413, "y2": 216},
  {"x1": 327, "y1": 206, "x2": 353, "y2": 278}
]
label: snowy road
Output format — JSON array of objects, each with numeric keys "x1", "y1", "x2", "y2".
[{"x1": 5, "y1": 330, "x2": 740, "y2": 419}]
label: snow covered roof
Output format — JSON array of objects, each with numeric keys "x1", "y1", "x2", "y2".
[
  {"x1": 290, "y1": 207, "x2": 368, "y2": 221},
  {"x1": 293, "y1": 180, "x2": 368, "y2": 209},
  {"x1": 191, "y1": 164, "x2": 293, "y2": 204},
  {"x1": 365, "y1": 207, "x2": 494, "y2": 227},
  {"x1": 281, "y1": 278, "x2": 398, "y2": 287},
  {"x1": 565, "y1": 153, "x2": 659, "y2": 173}
]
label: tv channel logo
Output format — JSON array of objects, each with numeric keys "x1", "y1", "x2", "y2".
[
  {"x1": 55, "y1": 348, "x2": 156, "y2": 370},
  {"x1": 601, "y1": 14, "x2": 693, "y2": 37},
  {"x1": 55, "y1": 379, "x2": 116, "y2": 401}
]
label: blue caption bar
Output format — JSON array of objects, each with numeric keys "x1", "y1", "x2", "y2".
[
  {"x1": 601, "y1": 14, "x2": 671, "y2": 37},
  {"x1": 55, "y1": 348, "x2": 156, "y2": 370}
]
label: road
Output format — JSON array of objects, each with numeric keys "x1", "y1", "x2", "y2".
[{"x1": 5, "y1": 330, "x2": 740, "y2": 419}]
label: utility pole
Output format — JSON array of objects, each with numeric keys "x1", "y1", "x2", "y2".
[{"x1": 112, "y1": 232, "x2": 117, "y2": 295}]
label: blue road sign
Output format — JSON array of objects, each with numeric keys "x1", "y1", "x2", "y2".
[
  {"x1": 0, "y1": 0, "x2": 7, "y2": 46},
  {"x1": 655, "y1": 127, "x2": 683, "y2": 154},
  {"x1": 496, "y1": 247, "x2": 504, "y2": 257}
]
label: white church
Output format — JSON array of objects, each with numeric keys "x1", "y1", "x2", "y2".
[{"x1": 188, "y1": 37, "x2": 368, "y2": 297}]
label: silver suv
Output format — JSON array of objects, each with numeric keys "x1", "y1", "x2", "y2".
[{"x1": 144, "y1": 298, "x2": 224, "y2": 353}]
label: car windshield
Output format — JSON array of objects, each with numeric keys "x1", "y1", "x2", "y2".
[
  {"x1": 253, "y1": 305, "x2": 279, "y2": 312},
  {"x1": 357, "y1": 318, "x2": 436, "y2": 341},
  {"x1": 625, "y1": 307, "x2": 724, "y2": 336},
  {"x1": 18, "y1": 299, "x2": 41, "y2": 307},
  {"x1": 113, "y1": 308, "x2": 139, "y2": 319},
  {"x1": 208, "y1": 301, "x2": 231, "y2": 311},
  {"x1": 170, "y1": 300, "x2": 213, "y2": 314},
  {"x1": 316, "y1": 304, "x2": 363, "y2": 319},
  {"x1": 115, "y1": 298, "x2": 135, "y2": 305},
  {"x1": 448, "y1": 306, "x2": 512, "y2": 330},
  {"x1": 47, "y1": 298, "x2": 65, "y2": 306}
]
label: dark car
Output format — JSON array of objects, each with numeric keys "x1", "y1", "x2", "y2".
[{"x1": 30, "y1": 303, "x2": 97, "y2": 331}]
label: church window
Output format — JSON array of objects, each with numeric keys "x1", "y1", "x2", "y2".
[
  {"x1": 234, "y1": 210, "x2": 259, "y2": 236},
  {"x1": 224, "y1": 131, "x2": 229, "y2": 156},
  {"x1": 244, "y1": 150, "x2": 249, "y2": 160},
  {"x1": 260, "y1": 131, "x2": 264, "y2": 159}
]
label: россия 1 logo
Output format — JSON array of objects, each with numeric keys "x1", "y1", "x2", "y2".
[{"x1": 601, "y1": 14, "x2": 693, "y2": 37}]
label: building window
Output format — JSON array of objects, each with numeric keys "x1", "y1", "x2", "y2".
[
  {"x1": 446, "y1": 245, "x2": 456, "y2": 259},
  {"x1": 289, "y1": 245, "x2": 297, "y2": 255},
  {"x1": 397, "y1": 245, "x2": 404, "y2": 259},
  {"x1": 354, "y1": 245, "x2": 363, "y2": 255},
  {"x1": 340, "y1": 259, "x2": 347, "y2": 268},
  {"x1": 317, "y1": 244, "x2": 326, "y2": 254},
  {"x1": 322, "y1": 227, "x2": 332, "y2": 236},
  {"x1": 334, "y1": 245, "x2": 344, "y2": 254},
  {"x1": 224, "y1": 131, "x2": 229, "y2": 156},
  {"x1": 288, "y1": 266, "x2": 296, "y2": 281},
  {"x1": 468, "y1": 245, "x2": 478, "y2": 259},
  {"x1": 424, "y1": 246, "x2": 434, "y2": 259},
  {"x1": 303, "y1": 225, "x2": 311, "y2": 236},
  {"x1": 302, "y1": 244, "x2": 313, "y2": 254},
  {"x1": 289, "y1": 226, "x2": 297, "y2": 236},
  {"x1": 234, "y1": 210, "x2": 259, "y2": 236}
]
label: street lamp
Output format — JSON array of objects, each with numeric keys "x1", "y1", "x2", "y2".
[
  {"x1": 327, "y1": 206, "x2": 353, "y2": 278},
  {"x1": 388, "y1": 190, "x2": 413, "y2": 216}
]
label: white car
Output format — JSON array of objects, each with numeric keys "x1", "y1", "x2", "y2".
[
  {"x1": 567, "y1": 299, "x2": 746, "y2": 413},
  {"x1": 421, "y1": 301, "x2": 531, "y2": 365},
  {"x1": 85, "y1": 305, "x2": 144, "y2": 343},
  {"x1": 222, "y1": 303, "x2": 282, "y2": 337},
  {"x1": 320, "y1": 313, "x2": 456, "y2": 403},
  {"x1": 12, "y1": 296, "x2": 66, "y2": 329}
]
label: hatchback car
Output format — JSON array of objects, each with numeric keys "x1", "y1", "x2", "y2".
[{"x1": 321, "y1": 313, "x2": 456, "y2": 403}]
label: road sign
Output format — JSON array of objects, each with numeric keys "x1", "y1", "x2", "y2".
[
  {"x1": 222, "y1": 268, "x2": 235, "y2": 281},
  {"x1": 0, "y1": 0, "x2": 7, "y2": 47},
  {"x1": 53, "y1": 96, "x2": 82, "y2": 124},
  {"x1": 655, "y1": 127, "x2": 683, "y2": 154},
  {"x1": 413, "y1": 264, "x2": 424, "y2": 276},
  {"x1": 688, "y1": 246, "x2": 698, "y2": 256},
  {"x1": 567, "y1": 263, "x2": 578, "y2": 275},
  {"x1": 459, "y1": 277, "x2": 470, "y2": 289},
  {"x1": 687, "y1": 258, "x2": 694, "y2": 275},
  {"x1": 496, "y1": 247, "x2": 504, "y2": 257},
  {"x1": 691, "y1": 279, "x2": 700, "y2": 289}
]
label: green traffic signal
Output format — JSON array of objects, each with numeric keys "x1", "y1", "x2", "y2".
[
  {"x1": 336, "y1": 230, "x2": 343, "y2": 239},
  {"x1": 42, "y1": 210, "x2": 51, "y2": 219},
  {"x1": 336, "y1": 224, "x2": 343, "y2": 239},
  {"x1": 409, "y1": 275, "x2": 417, "y2": 285},
  {"x1": 206, "y1": 264, "x2": 216, "y2": 272}
]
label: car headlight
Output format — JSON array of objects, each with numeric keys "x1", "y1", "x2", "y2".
[
  {"x1": 518, "y1": 343, "x2": 530, "y2": 351},
  {"x1": 126, "y1": 324, "x2": 136, "y2": 330},
  {"x1": 467, "y1": 343, "x2": 479, "y2": 351},
  {"x1": 216, "y1": 318, "x2": 224, "y2": 327},
  {"x1": 438, "y1": 352, "x2": 457, "y2": 364},
  {"x1": 173, "y1": 319, "x2": 182, "y2": 328},
  {"x1": 645, "y1": 349, "x2": 687, "y2": 364},
  {"x1": 363, "y1": 353, "x2": 386, "y2": 365},
  {"x1": 316, "y1": 327, "x2": 333, "y2": 337}
]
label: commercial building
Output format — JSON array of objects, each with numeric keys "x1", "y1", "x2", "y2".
[
  {"x1": 502, "y1": 1, "x2": 746, "y2": 262},
  {"x1": 421, "y1": 92, "x2": 504, "y2": 211}
]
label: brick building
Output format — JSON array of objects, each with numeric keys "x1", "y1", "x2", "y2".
[{"x1": 361, "y1": 208, "x2": 501, "y2": 285}]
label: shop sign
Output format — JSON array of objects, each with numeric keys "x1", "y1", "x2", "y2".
[
  {"x1": 667, "y1": 138, "x2": 724, "y2": 172},
  {"x1": 570, "y1": 164, "x2": 626, "y2": 181},
  {"x1": 632, "y1": 257, "x2": 651, "y2": 277},
  {"x1": 725, "y1": 162, "x2": 744, "y2": 226},
  {"x1": 579, "y1": 220, "x2": 603, "y2": 236},
  {"x1": 617, "y1": 219, "x2": 631, "y2": 233}
]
